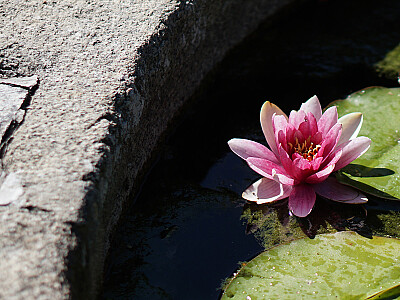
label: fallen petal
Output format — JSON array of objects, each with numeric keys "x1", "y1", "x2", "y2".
[
  {"x1": 313, "y1": 177, "x2": 368, "y2": 203},
  {"x1": 289, "y1": 184, "x2": 316, "y2": 217},
  {"x1": 242, "y1": 178, "x2": 292, "y2": 204},
  {"x1": 299, "y1": 95, "x2": 322, "y2": 121},
  {"x1": 337, "y1": 112, "x2": 363, "y2": 146},
  {"x1": 334, "y1": 136, "x2": 371, "y2": 171},
  {"x1": 228, "y1": 138, "x2": 279, "y2": 163},
  {"x1": 260, "y1": 101, "x2": 288, "y2": 155}
]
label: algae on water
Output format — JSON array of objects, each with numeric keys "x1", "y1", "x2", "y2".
[{"x1": 375, "y1": 43, "x2": 400, "y2": 80}]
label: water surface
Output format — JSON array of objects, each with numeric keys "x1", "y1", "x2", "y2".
[{"x1": 101, "y1": 0, "x2": 400, "y2": 299}]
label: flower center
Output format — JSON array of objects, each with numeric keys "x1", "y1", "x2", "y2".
[{"x1": 288, "y1": 137, "x2": 321, "y2": 161}]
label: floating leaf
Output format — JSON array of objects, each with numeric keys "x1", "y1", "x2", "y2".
[
  {"x1": 221, "y1": 232, "x2": 400, "y2": 299},
  {"x1": 331, "y1": 87, "x2": 400, "y2": 200},
  {"x1": 365, "y1": 283, "x2": 400, "y2": 299}
]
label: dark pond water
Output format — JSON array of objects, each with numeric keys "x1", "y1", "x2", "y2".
[{"x1": 101, "y1": 0, "x2": 400, "y2": 299}]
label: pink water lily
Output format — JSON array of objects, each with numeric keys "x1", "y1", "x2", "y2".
[{"x1": 228, "y1": 96, "x2": 371, "y2": 217}]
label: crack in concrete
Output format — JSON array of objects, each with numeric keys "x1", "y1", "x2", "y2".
[
  {"x1": 0, "y1": 75, "x2": 39, "y2": 161},
  {"x1": 0, "y1": 76, "x2": 38, "y2": 207}
]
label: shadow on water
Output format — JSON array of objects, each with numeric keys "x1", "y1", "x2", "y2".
[
  {"x1": 342, "y1": 164, "x2": 395, "y2": 177},
  {"x1": 101, "y1": 0, "x2": 400, "y2": 299}
]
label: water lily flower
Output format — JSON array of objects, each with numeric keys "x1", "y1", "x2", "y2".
[{"x1": 228, "y1": 96, "x2": 371, "y2": 217}]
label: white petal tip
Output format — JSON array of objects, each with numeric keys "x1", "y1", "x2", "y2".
[
  {"x1": 242, "y1": 178, "x2": 291, "y2": 204},
  {"x1": 242, "y1": 191, "x2": 258, "y2": 202}
]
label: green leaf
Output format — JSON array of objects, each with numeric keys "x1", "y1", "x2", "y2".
[
  {"x1": 332, "y1": 87, "x2": 400, "y2": 200},
  {"x1": 365, "y1": 283, "x2": 400, "y2": 299},
  {"x1": 221, "y1": 232, "x2": 400, "y2": 299}
]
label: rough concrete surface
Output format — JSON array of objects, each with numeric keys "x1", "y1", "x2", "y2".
[{"x1": 0, "y1": 0, "x2": 299, "y2": 299}]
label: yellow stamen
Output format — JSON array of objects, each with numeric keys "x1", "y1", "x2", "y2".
[{"x1": 290, "y1": 139, "x2": 321, "y2": 161}]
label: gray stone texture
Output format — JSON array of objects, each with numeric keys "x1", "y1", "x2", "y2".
[{"x1": 0, "y1": 0, "x2": 298, "y2": 299}]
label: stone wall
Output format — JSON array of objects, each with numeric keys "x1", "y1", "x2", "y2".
[{"x1": 0, "y1": 0, "x2": 299, "y2": 298}]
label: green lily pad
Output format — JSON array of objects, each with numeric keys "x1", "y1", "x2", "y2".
[
  {"x1": 365, "y1": 283, "x2": 400, "y2": 299},
  {"x1": 221, "y1": 232, "x2": 400, "y2": 299},
  {"x1": 331, "y1": 87, "x2": 400, "y2": 199}
]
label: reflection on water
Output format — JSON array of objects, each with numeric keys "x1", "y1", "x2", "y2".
[{"x1": 101, "y1": 0, "x2": 400, "y2": 299}]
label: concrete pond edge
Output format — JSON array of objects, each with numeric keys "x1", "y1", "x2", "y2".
[{"x1": 0, "y1": 0, "x2": 301, "y2": 298}]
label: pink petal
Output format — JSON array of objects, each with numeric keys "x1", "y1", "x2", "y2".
[
  {"x1": 288, "y1": 184, "x2": 316, "y2": 217},
  {"x1": 298, "y1": 118, "x2": 311, "y2": 138},
  {"x1": 292, "y1": 152, "x2": 303, "y2": 160},
  {"x1": 313, "y1": 177, "x2": 368, "y2": 203},
  {"x1": 228, "y1": 138, "x2": 280, "y2": 164},
  {"x1": 320, "y1": 147, "x2": 342, "y2": 169},
  {"x1": 246, "y1": 157, "x2": 288, "y2": 180},
  {"x1": 317, "y1": 106, "x2": 338, "y2": 137},
  {"x1": 291, "y1": 157, "x2": 314, "y2": 181},
  {"x1": 337, "y1": 112, "x2": 363, "y2": 146},
  {"x1": 333, "y1": 136, "x2": 371, "y2": 171},
  {"x1": 293, "y1": 156, "x2": 312, "y2": 171},
  {"x1": 289, "y1": 110, "x2": 306, "y2": 129},
  {"x1": 260, "y1": 101, "x2": 288, "y2": 155},
  {"x1": 293, "y1": 130, "x2": 305, "y2": 145},
  {"x1": 305, "y1": 164, "x2": 335, "y2": 184},
  {"x1": 273, "y1": 114, "x2": 288, "y2": 151},
  {"x1": 310, "y1": 131, "x2": 323, "y2": 145},
  {"x1": 272, "y1": 114, "x2": 289, "y2": 134},
  {"x1": 309, "y1": 156, "x2": 324, "y2": 171},
  {"x1": 298, "y1": 112, "x2": 318, "y2": 138},
  {"x1": 307, "y1": 113, "x2": 318, "y2": 136},
  {"x1": 308, "y1": 112, "x2": 318, "y2": 136},
  {"x1": 277, "y1": 130, "x2": 288, "y2": 152},
  {"x1": 277, "y1": 144, "x2": 296, "y2": 175},
  {"x1": 320, "y1": 123, "x2": 342, "y2": 157},
  {"x1": 285, "y1": 123, "x2": 296, "y2": 145},
  {"x1": 242, "y1": 178, "x2": 292, "y2": 204},
  {"x1": 271, "y1": 168, "x2": 296, "y2": 186},
  {"x1": 299, "y1": 95, "x2": 322, "y2": 121}
]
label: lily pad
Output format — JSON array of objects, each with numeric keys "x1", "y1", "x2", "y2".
[
  {"x1": 221, "y1": 232, "x2": 400, "y2": 299},
  {"x1": 331, "y1": 87, "x2": 400, "y2": 199}
]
